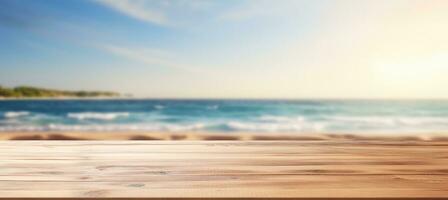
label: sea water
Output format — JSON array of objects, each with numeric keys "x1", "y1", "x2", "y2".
[{"x1": 0, "y1": 99, "x2": 447, "y2": 134}]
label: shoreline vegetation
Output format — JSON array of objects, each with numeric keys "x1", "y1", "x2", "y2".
[{"x1": 0, "y1": 86, "x2": 120, "y2": 98}]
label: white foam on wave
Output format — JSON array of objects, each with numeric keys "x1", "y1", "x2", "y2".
[
  {"x1": 329, "y1": 116, "x2": 448, "y2": 127},
  {"x1": 395, "y1": 117, "x2": 448, "y2": 126},
  {"x1": 207, "y1": 105, "x2": 219, "y2": 110},
  {"x1": 226, "y1": 121, "x2": 324, "y2": 132},
  {"x1": 67, "y1": 112, "x2": 129, "y2": 120},
  {"x1": 4, "y1": 111, "x2": 30, "y2": 118},
  {"x1": 0, "y1": 123, "x2": 206, "y2": 132},
  {"x1": 259, "y1": 115, "x2": 305, "y2": 122},
  {"x1": 154, "y1": 105, "x2": 165, "y2": 110},
  {"x1": 317, "y1": 115, "x2": 448, "y2": 133}
]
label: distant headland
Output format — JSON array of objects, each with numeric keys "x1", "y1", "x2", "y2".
[{"x1": 0, "y1": 86, "x2": 120, "y2": 98}]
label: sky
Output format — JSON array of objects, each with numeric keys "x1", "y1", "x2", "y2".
[{"x1": 0, "y1": 0, "x2": 447, "y2": 99}]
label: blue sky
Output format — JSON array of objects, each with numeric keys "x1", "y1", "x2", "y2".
[{"x1": 1, "y1": 0, "x2": 447, "y2": 98}]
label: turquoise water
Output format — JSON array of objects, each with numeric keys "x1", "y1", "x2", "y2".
[{"x1": 0, "y1": 99, "x2": 448, "y2": 133}]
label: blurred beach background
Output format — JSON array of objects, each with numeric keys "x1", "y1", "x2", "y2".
[{"x1": 1, "y1": 0, "x2": 448, "y2": 139}]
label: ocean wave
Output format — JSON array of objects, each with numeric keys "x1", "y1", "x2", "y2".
[
  {"x1": 328, "y1": 116, "x2": 448, "y2": 126},
  {"x1": 0, "y1": 123, "x2": 205, "y2": 132},
  {"x1": 207, "y1": 105, "x2": 219, "y2": 110},
  {"x1": 3, "y1": 111, "x2": 30, "y2": 118},
  {"x1": 395, "y1": 117, "x2": 448, "y2": 126},
  {"x1": 2, "y1": 111, "x2": 448, "y2": 133},
  {"x1": 259, "y1": 115, "x2": 305, "y2": 122},
  {"x1": 225, "y1": 121, "x2": 323, "y2": 132},
  {"x1": 154, "y1": 105, "x2": 165, "y2": 110},
  {"x1": 67, "y1": 112, "x2": 129, "y2": 120}
]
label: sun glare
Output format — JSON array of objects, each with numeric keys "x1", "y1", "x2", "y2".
[{"x1": 373, "y1": 53, "x2": 448, "y2": 87}]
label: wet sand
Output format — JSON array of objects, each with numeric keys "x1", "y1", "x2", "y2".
[{"x1": 1, "y1": 131, "x2": 447, "y2": 141}]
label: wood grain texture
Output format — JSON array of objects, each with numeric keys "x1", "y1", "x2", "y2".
[{"x1": 1, "y1": 140, "x2": 448, "y2": 198}]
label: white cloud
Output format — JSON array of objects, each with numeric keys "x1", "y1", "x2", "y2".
[
  {"x1": 95, "y1": 0, "x2": 220, "y2": 27},
  {"x1": 219, "y1": 0, "x2": 301, "y2": 21},
  {"x1": 96, "y1": 0, "x2": 168, "y2": 26},
  {"x1": 103, "y1": 45, "x2": 177, "y2": 68},
  {"x1": 95, "y1": 0, "x2": 302, "y2": 27},
  {"x1": 101, "y1": 44, "x2": 203, "y2": 73}
]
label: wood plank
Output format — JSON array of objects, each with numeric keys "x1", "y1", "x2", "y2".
[{"x1": 0, "y1": 141, "x2": 447, "y2": 198}]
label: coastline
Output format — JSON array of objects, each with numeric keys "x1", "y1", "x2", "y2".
[
  {"x1": 3, "y1": 97, "x2": 448, "y2": 101},
  {"x1": 1, "y1": 131, "x2": 448, "y2": 141},
  {"x1": 0, "y1": 97, "x2": 130, "y2": 101}
]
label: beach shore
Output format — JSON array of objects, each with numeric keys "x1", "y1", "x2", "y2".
[{"x1": 1, "y1": 131, "x2": 448, "y2": 141}]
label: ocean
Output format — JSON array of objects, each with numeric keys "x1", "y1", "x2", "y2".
[{"x1": 0, "y1": 99, "x2": 448, "y2": 134}]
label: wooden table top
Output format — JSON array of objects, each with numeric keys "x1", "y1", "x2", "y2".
[{"x1": 1, "y1": 140, "x2": 448, "y2": 198}]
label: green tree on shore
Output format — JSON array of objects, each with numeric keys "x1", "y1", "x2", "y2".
[{"x1": 0, "y1": 86, "x2": 119, "y2": 98}]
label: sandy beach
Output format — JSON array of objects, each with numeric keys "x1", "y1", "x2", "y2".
[{"x1": 1, "y1": 131, "x2": 448, "y2": 141}]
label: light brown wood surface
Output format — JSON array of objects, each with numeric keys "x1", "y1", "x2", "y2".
[{"x1": 1, "y1": 140, "x2": 448, "y2": 198}]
